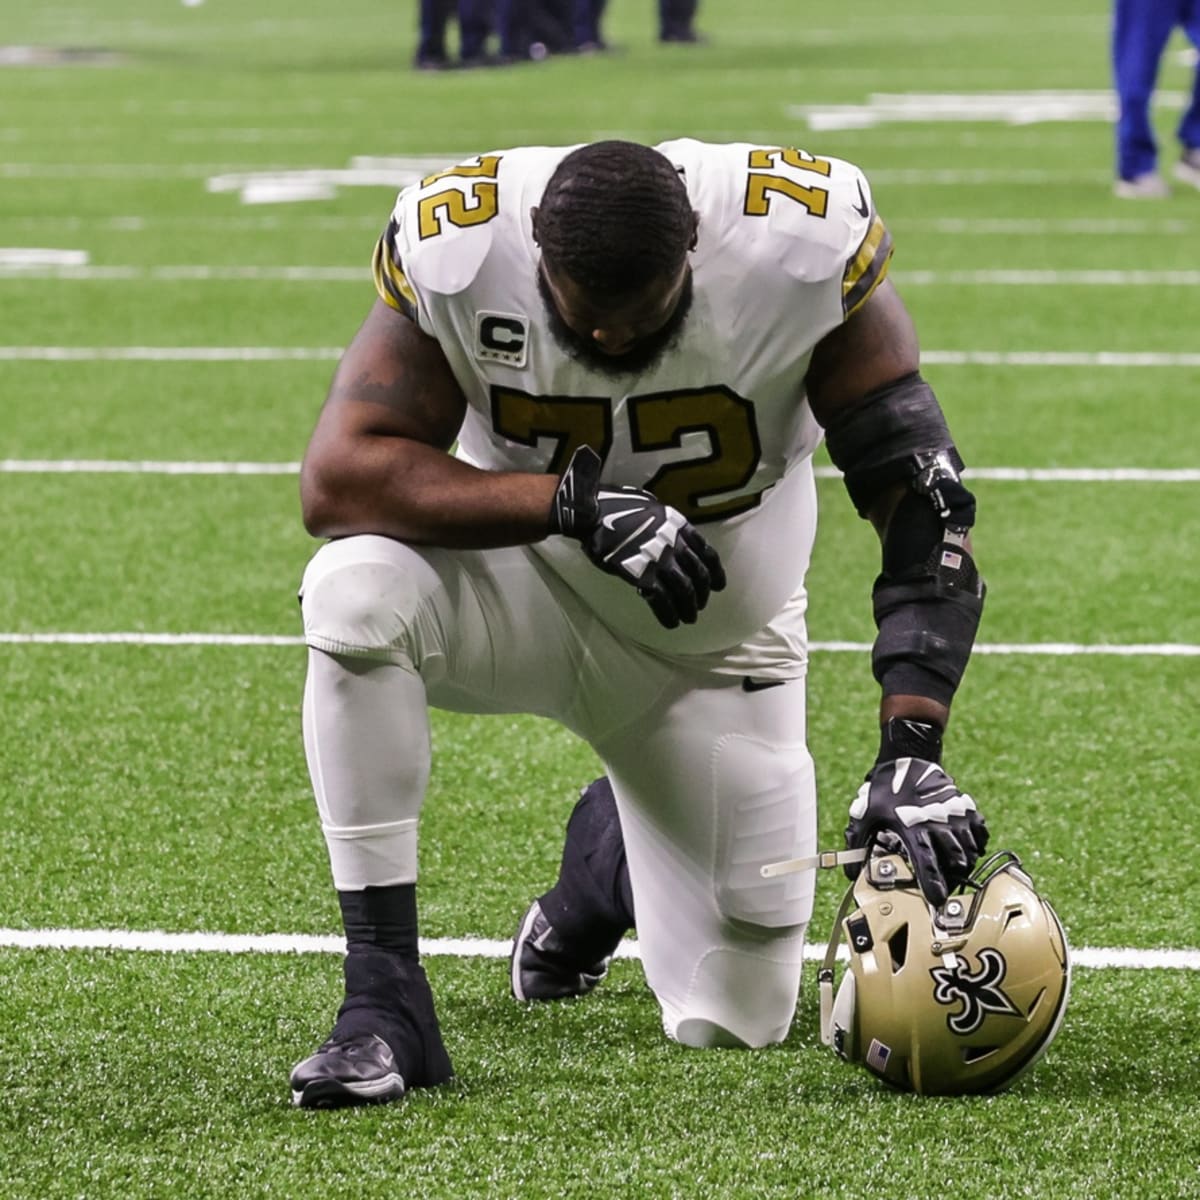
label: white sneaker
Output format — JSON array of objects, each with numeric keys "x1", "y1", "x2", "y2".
[
  {"x1": 1173, "y1": 150, "x2": 1200, "y2": 190},
  {"x1": 1114, "y1": 172, "x2": 1170, "y2": 199}
]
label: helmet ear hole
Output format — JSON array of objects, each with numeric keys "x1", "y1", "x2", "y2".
[{"x1": 887, "y1": 924, "x2": 909, "y2": 973}]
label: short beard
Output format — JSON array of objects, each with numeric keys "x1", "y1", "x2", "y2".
[{"x1": 537, "y1": 269, "x2": 694, "y2": 379}]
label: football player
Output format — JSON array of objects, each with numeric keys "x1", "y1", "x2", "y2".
[{"x1": 289, "y1": 139, "x2": 988, "y2": 1108}]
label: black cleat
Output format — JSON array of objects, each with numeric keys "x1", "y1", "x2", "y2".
[
  {"x1": 510, "y1": 900, "x2": 610, "y2": 1002},
  {"x1": 291, "y1": 949, "x2": 453, "y2": 1109},
  {"x1": 290, "y1": 1033, "x2": 405, "y2": 1109}
]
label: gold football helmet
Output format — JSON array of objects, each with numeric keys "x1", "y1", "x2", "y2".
[{"x1": 820, "y1": 850, "x2": 1070, "y2": 1095}]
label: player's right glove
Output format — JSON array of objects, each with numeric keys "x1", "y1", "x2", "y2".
[
  {"x1": 550, "y1": 445, "x2": 726, "y2": 629},
  {"x1": 843, "y1": 717, "x2": 988, "y2": 907}
]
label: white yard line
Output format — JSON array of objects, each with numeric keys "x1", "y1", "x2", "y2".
[
  {"x1": 3, "y1": 462, "x2": 1197, "y2": 482},
  {"x1": 3, "y1": 265, "x2": 1197, "y2": 285},
  {"x1": 0, "y1": 459, "x2": 304, "y2": 474},
  {"x1": 5, "y1": 347, "x2": 1199, "y2": 366},
  {"x1": 814, "y1": 641, "x2": 1200, "y2": 657},
  {"x1": 923, "y1": 350, "x2": 1200, "y2": 367},
  {"x1": 0, "y1": 927, "x2": 1193, "y2": 970},
  {"x1": 0, "y1": 632, "x2": 305, "y2": 646},
  {"x1": 5, "y1": 215, "x2": 1190, "y2": 236},
  {"x1": 0, "y1": 265, "x2": 368, "y2": 281},
  {"x1": 0, "y1": 162, "x2": 1116, "y2": 185},
  {"x1": 0, "y1": 632, "x2": 1196, "y2": 655},
  {"x1": 896, "y1": 217, "x2": 1195, "y2": 235},
  {"x1": 0, "y1": 346, "x2": 343, "y2": 361},
  {"x1": 900, "y1": 270, "x2": 1200, "y2": 286}
]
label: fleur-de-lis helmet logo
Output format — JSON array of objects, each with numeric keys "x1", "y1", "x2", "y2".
[{"x1": 929, "y1": 948, "x2": 1021, "y2": 1035}]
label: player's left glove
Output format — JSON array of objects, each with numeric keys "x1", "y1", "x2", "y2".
[
  {"x1": 843, "y1": 717, "x2": 988, "y2": 907},
  {"x1": 550, "y1": 445, "x2": 726, "y2": 629}
]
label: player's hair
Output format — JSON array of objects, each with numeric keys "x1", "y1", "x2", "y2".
[{"x1": 535, "y1": 141, "x2": 695, "y2": 295}]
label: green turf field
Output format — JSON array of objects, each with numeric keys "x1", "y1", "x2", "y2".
[{"x1": 2, "y1": 1, "x2": 1198, "y2": 1196}]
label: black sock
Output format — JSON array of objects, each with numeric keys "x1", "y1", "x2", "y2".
[
  {"x1": 338, "y1": 883, "x2": 419, "y2": 958},
  {"x1": 331, "y1": 884, "x2": 451, "y2": 1086},
  {"x1": 538, "y1": 776, "x2": 635, "y2": 965}
]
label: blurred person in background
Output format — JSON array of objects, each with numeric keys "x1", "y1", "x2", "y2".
[
  {"x1": 415, "y1": 0, "x2": 494, "y2": 68},
  {"x1": 1112, "y1": 0, "x2": 1200, "y2": 196},
  {"x1": 499, "y1": 0, "x2": 574, "y2": 60},
  {"x1": 574, "y1": 0, "x2": 610, "y2": 52},
  {"x1": 660, "y1": 0, "x2": 701, "y2": 43}
]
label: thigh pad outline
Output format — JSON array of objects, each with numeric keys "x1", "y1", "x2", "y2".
[{"x1": 712, "y1": 734, "x2": 817, "y2": 928}]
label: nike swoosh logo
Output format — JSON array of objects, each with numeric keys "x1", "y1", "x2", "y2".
[
  {"x1": 852, "y1": 179, "x2": 870, "y2": 219},
  {"x1": 742, "y1": 677, "x2": 786, "y2": 692},
  {"x1": 600, "y1": 506, "x2": 645, "y2": 532}
]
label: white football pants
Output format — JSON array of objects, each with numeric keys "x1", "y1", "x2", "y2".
[{"x1": 300, "y1": 534, "x2": 817, "y2": 1050}]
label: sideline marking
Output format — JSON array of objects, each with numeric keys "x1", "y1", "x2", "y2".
[
  {"x1": 0, "y1": 928, "x2": 1193, "y2": 970},
  {"x1": 3, "y1": 461, "x2": 1199, "y2": 482},
  {"x1": 6, "y1": 347, "x2": 1200, "y2": 366},
  {"x1": 789, "y1": 89, "x2": 1187, "y2": 130},
  {"x1": 0, "y1": 247, "x2": 88, "y2": 268},
  {"x1": 0, "y1": 633, "x2": 1196, "y2": 655}
]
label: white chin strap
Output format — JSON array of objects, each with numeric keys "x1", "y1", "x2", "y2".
[
  {"x1": 818, "y1": 882, "x2": 862, "y2": 1048},
  {"x1": 758, "y1": 847, "x2": 868, "y2": 1049},
  {"x1": 759, "y1": 846, "x2": 867, "y2": 879}
]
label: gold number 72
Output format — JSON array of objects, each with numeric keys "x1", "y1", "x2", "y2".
[
  {"x1": 744, "y1": 146, "x2": 832, "y2": 219},
  {"x1": 417, "y1": 155, "x2": 503, "y2": 240},
  {"x1": 492, "y1": 385, "x2": 764, "y2": 524}
]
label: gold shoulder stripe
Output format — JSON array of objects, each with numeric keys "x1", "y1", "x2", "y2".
[
  {"x1": 371, "y1": 225, "x2": 418, "y2": 320},
  {"x1": 842, "y1": 216, "x2": 894, "y2": 319}
]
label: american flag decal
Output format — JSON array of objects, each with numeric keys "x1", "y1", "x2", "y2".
[
  {"x1": 866, "y1": 1038, "x2": 892, "y2": 1072},
  {"x1": 941, "y1": 550, "x2": 963, "y2": 570}
]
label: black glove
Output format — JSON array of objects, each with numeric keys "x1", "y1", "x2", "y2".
[
  {"x1": 550, "y1": 445, "x2": 726, "y2": 629},
  {"x1": 843, "y1": 717, "x2": 988, "y2": 907}
]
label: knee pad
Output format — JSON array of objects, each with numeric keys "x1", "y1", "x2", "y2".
[
  {"x1": 300, "y1": 535, "x2": 430, "y2": 661},
  {"x1": 662, "y1": 933, "x2": 807, "y2": 1049}
]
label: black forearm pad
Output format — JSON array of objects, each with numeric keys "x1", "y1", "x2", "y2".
[
  {"x1": 872, "y1": 563, "x2": 986, "y2": 705},
  {"x1": 823, "y1": 372, "x2": 958, "y2": 516}
]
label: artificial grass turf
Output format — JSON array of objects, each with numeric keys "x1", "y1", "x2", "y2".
[
  {"x1": 1, "y1": 0, "x2": 1197, "y2": 1194},
  {"x1": 0, "y1": 645, "x2": 1194, "y2": 948},
  {"x1": 1, "y1": 950, "x2": 1196, "y2": 1200}
]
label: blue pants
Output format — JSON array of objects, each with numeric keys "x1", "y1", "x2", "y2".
[
  {"x1": 573, "y1": 0, "x2": 606, "y2": 47},
  {"x1": 418, "y1": 0, "x2": 492, "y2": 62},
  {"x1": 1112, "y1": 0, "x2": 1200, "y2": 178},
  {"x1": 499, "y1": 0, "x2": 573, "y2": 55},
  {"x1": 660, "y1": 0, "x2": 697, "y2": 40}
]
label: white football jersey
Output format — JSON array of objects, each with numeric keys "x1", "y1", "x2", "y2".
[{"x1": 371, "y1": 139, "x2": 893, "y2": 674}]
